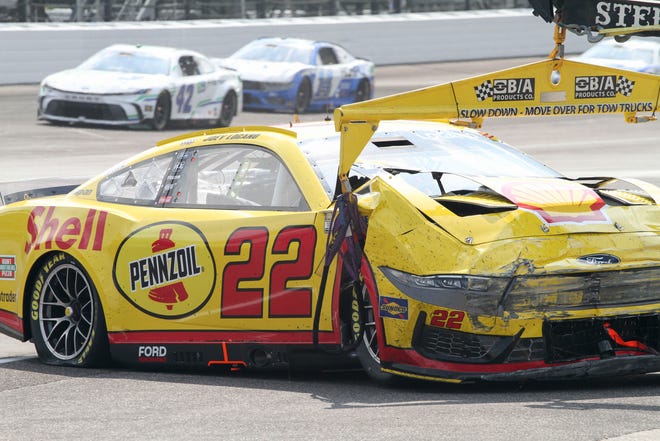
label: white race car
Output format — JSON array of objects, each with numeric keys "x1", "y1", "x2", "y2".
[{"x1": 38, "y1": 44, "x2": 243, "y2": 130}]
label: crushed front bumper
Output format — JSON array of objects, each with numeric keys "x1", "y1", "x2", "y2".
[{"x1": 384, "y1": 352, "x2": 660, "y2": 383}]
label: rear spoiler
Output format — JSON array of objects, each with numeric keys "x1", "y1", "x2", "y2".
[{"x1": 0, "y1": 184, "x2": 79, "y2": 206}]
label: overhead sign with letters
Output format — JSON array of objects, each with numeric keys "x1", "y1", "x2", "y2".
[{"x1": 529, "y1": 0, "x2": 660, "y2": 37}]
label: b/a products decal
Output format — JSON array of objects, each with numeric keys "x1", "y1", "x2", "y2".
[
  {"x1": 474, "y1": 78, "x2": 535, "y2": 102},
  {"x1": 113, "y1": 222, "x2": 216, "y2": 319},
  {"x1": 575, "y1": 75, "x2": 636, "y2": 98}
]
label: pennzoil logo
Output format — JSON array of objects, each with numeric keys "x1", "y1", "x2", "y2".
[
  {"x1": 575, "y1": 75, "x2": 635, "y2": 99},
  {"x1": 379, "y1": 296, "x2": 408, "y2": 320},
  {"x1": 474, "y1": 78, "x2": 535, "y2": 102},
  {"x1": 113, "y1": 222, "x2": 216, "y2": 319}
]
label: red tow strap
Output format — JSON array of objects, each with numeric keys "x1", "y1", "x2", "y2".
[{"x1": 603, "y1": 322, "x2": 659, "y2": 355}]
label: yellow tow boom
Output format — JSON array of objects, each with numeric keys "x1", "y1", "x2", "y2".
[{"x1": 333, "y1": 27, "x2": 660, "y2": 194}]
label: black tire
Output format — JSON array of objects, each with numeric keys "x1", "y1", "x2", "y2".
[
  {"x1": 151, "y1": 91, "x2": 171, "y2": 130},
  {"x1": 355, "y1": 79, "x2": 371, "y2": 103},
  {"x1": 215, "y1": 91, "x2": 237, "y2": 127},
  {"x1": 29, "y1": 253, "x2": 109, "y2": 367},
  {"x1": 294, "y1": 78, "x2": 312, "y2": 114},
  {"x1": 354, "y1": 282, "x2": 397, "y2": 384}
]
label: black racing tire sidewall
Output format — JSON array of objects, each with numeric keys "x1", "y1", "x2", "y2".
[
  {"x1": 29, "y1": 252, "x2": 109, "y2": 367},
  {"x1": 352, "y1": 281, "x2": 398, "y2": 384},
  {"x1": 217, "y1": 91, "x2": 237, "y2": 127},
  {"x1": 355, "y1": 79, "x2": 371, "y2": 102},
  {"x1": 151, "y1": 91, "x2": 171, "y2": 130},
  {"x1": 294, "y1": 78, "x2": 312, "y2": 114},
  {"x1": 355, "y1": 337, "x2": 394, "y2": 383}
]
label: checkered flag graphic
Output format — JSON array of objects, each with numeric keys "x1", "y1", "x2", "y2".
[
  {"x1": 474, "y1": 80, "x2": 493, "y2": 101},
  {"x1": 616, "y1": 76, "x2": 635, "y2": 97}
]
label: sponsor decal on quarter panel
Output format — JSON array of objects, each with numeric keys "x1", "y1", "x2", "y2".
[
  {"x1": 379, "y1": 296, "x2": 409, "y2": 320},
  {"x1": 0, "y1": 291, "x2": 17, "y2": 303},
  {"x1": 0, "y1": 256, "x2": 17, "y2": 280},
  {"x1": 25, "y1": 206, "x2": 107, "y2": 253},
  {"x1": 113, "y1": 222, "x2": 216, "y2": 319}
]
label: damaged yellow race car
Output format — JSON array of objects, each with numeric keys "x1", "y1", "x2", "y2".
[{"x1": 0, "y1": 55, "x2": 659, "y2": 384}]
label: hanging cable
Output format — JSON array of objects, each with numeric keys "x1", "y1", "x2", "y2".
[{"x1": 312, "y1": 192, "x2": 367, "y2": 352}]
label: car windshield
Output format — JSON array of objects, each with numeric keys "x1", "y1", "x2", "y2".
[
  {"x1": 583, "y1": 45, "x2": 653, "y2": 64},
  {"x1": 79, "y1": 49, "x2": 171, "y2": 75},
  {"x1": 304, "y1": 126, "x2": 562, "y2": 197},
  {"x1": 230, "y1": 41, "x2": 314, "y2": 64}
]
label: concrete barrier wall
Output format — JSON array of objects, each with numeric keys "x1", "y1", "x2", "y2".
[{"x1": 0, "y1": 9, "x2": 592, "y2": 85}]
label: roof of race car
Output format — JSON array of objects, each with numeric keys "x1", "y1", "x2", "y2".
[
  {"x1": 95, "y1": 43, "x2": 208, "y2": 60},
  {"x1": 287, "y1": 119, "x2": 467, "y2": 160},
  {"x1": 151, "y1": 120, "x2": 560, "y2": 190},
  {"x1": 249, "y1": 37, "x2": 335, "y2": 48},
  {"x1": 156, "y1": 119, "x2": 469, "y2": 156},
  {"x1": 153, "y1": 119, "x2": 545, "y2": 169},
  {"x1": 151, "y1": 119, "x2": 475, "y2": 167}
]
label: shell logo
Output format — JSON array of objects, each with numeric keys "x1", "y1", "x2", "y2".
[
  {"x1": 113, "y1": 222, "x2": 216, "y2": 319},
  {"x1": 500, "y1": 179, "x2": 607, "y2": 224}
]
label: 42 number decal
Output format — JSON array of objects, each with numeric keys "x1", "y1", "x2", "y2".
[
  {"x1": 221, "y1": 226, "x2": 317, "y2": 318},
  {"x1": 176, "y1": 84, "x2": 194, "y2": 113},
  {"x1": 430, "y1": 309, "x2": 466, "y2": 330}
]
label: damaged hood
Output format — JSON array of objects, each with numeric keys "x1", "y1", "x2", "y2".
[{"x1": 372, "y1": 174, "x2": 659, "y2": 245}]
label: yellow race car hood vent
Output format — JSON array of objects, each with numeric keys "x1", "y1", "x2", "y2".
[{"x1": 435, "y1": 191, "x2": 518, "y2": 216}]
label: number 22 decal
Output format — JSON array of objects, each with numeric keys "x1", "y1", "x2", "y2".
[
  {"x1": 176, "y1": 84, "x2": 194, "y2": 113},
  {"x1": 221, "y1": 226, "x2": 317, "y2": 318},
  {"x1": 430, "y1": 309, "x2": 465, "y2": 329}
]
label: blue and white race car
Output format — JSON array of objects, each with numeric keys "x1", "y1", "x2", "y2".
[
  {"x1": 216, "y1": 37, "x2": 374, "y2": 113},
  {"x1": 38, "y1": 44, "x2": 243, "y2": 130}
]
